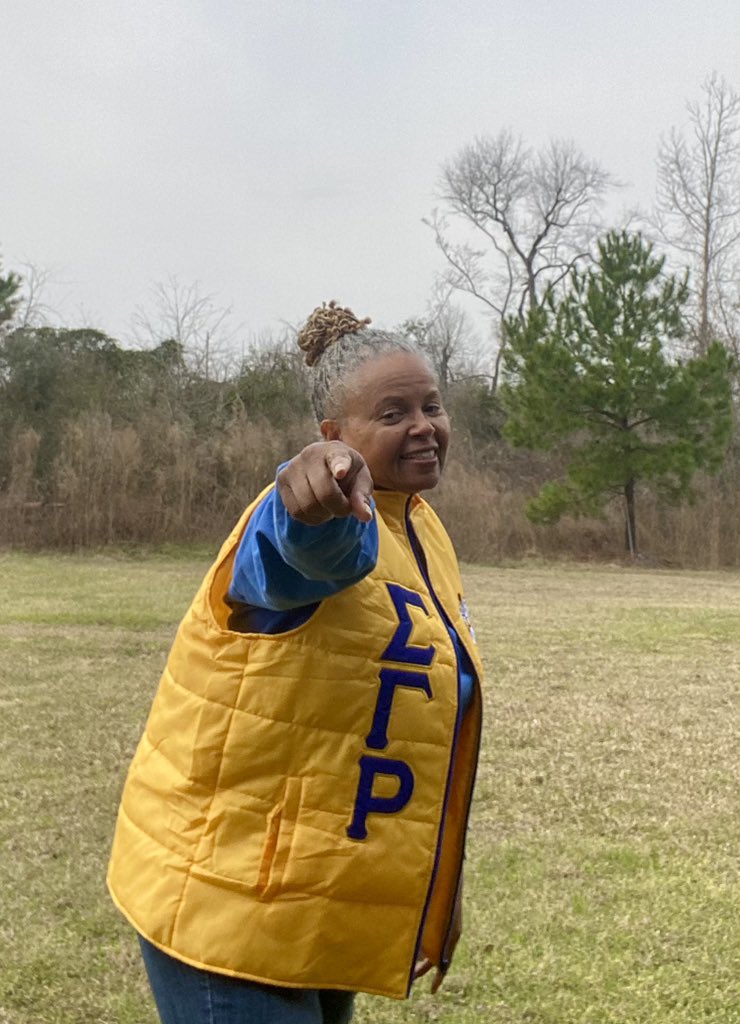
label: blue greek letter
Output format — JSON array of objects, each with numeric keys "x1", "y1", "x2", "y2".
[
  {"x1": 346, "y1": 755, "x2": 415, "y2": 841},
  {"x1": 380, "y1": 584, "x2": 435, "y2": 666},
  {"x1": 365, "y1": 667, "x2": 433, "y2": 750}
]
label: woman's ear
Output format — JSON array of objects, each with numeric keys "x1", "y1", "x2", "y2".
[{"x1": 320, "y1": 419, "x2": 342, "y2": 442}]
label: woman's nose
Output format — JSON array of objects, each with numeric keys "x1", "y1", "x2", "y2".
[{"x1": 408, "y1": 410, "x2": 434, "y2": 435}]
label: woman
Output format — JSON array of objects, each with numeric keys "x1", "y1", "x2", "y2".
[{"x1": 108, "y1": 302, "x2": 484, "y2": 1024}]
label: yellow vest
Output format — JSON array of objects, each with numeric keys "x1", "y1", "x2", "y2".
[{"x1": 107, "y1": 488, "x2": 483, "y2": 999}]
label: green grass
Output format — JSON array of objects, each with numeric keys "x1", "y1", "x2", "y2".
[{"x1": 1, "y1": 552, "x2": 740, "y2": 1023}]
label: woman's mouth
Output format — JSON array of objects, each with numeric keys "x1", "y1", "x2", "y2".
[{"x1": 401, "y1": 449, "x2": 438, "y2": 462}]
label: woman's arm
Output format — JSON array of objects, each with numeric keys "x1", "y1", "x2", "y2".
[
  {"x1": 229, "y1": 442, "x2": 378, "y2": 611},
  {"x1": 229, "y1": 483, "x2": 378, "y2": 610}
]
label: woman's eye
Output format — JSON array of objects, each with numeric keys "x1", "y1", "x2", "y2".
[
  {"x1": 380, "y1": 409, "x2": 402, "y2": 422},
  {"x1": 425, "y1": 404, "x2": 443, "y2": 415}
]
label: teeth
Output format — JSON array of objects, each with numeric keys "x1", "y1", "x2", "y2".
[{"x1": 403, "y1": 450, "x2": 436, "y2": 459}]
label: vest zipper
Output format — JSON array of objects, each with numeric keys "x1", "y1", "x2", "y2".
[{"x1": 402, "y1": 499, "x2": 482, "y2": 990}]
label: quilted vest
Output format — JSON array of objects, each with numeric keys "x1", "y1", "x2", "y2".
[{"x1": 107, "y1": 487, "x2": 483, "y2": 999}]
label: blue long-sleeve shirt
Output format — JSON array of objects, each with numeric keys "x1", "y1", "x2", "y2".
[{"x1": 228, "y1": 481, "x2": 475, "y2": 708}]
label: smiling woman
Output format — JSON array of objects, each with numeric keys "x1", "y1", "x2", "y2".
[
  {"x1": 320, "y1": 349, "x2": 450, "y2": 494},
  {"x1": 107, "y1": 300, "x2": 484, "y2": 1024}
]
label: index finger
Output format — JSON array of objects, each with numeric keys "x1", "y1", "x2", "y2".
[
  {"x1": 345, "y1": 465, "x2": 374, "y2": 523},
  {"x1": 327, "y1": 451, "x2": 352, "y2": 480}
]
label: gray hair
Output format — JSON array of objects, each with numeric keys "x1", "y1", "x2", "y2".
[
  {"x1": 296, "y1": 302, "x2": 428, "y2": 421},
  {"x1": 309, "y1": 327, "x2": 425, "y2": 421}
]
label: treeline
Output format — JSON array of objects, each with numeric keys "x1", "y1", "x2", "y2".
[
  {"x1": 0, "y1": 327, "x2": 312, "y2": 546},
  {"x1": 0, "y1": 319, "x2": 739, "y2": 567},
  {"x1": 3, "y1": 72, "x2": 740, "y2": 566}
]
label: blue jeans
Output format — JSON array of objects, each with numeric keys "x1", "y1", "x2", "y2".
[{"x1": 139, "y1": 937, "x2": 355, "y2": 1024}]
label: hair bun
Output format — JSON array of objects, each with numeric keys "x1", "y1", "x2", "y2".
[{"x1": 297, "y1": 300, "x2": 372, "y2": 367}]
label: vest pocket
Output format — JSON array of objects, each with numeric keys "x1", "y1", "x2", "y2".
[{"x1": 257, "y1": 776, "x2": 303, "y2": 898}]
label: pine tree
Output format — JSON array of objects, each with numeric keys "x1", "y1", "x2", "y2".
[
  {"x1": 501, "y1": 231, "x2": 734, "y2": 556},
  {"x1": 0, "y1": 261, "x2": 21, "y2": 327}
]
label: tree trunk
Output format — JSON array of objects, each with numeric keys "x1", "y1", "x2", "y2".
[
  {"x1": 624, "y1": 478, "x2": 637, "y2": 558},
  {"x1": 699, "y1": 222, "x2": 711, "y2": 355}
]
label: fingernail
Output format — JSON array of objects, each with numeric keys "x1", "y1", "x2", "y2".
[{"x1": 363, "y1": 501, "x2": 373, "y2": 518}]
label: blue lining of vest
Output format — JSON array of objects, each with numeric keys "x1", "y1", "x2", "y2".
[
  {"x1": 402, "y1": 497, "x2": 473, "y2": 988},
  {"x1": 403, "y1": 513, "x2": 475, "y2": 713},
  {"x1": 226, "y1": 600, "x2": 320, "y2": 634}
]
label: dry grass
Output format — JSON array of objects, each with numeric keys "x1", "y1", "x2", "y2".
[
  {"x1": 4, "y1": 415, "x2": 740, "y2": 568},
  {"x1": 1, "y1": 552, "x2": 739, "y2": 1023}
]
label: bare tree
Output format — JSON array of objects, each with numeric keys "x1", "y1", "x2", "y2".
[
  {"x1": 14, "y1": 262, "x2": 58, "y2": 328},
  {"x1": 132, "y1": 276, "x2": 239, "y2": 379},
  {"x1": 653, "y1": 73, "x2": 740, "y2": 355},
  {"x1": 427, "y1": 131, "x2": 615, "y2": 387},
  {"x1": 401, "y1": 285, "x2": 485, "y2": 391}
]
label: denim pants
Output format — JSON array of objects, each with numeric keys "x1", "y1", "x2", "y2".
[{"x1": 139, "y1": 937, "x2": 355, "y2": 1024}]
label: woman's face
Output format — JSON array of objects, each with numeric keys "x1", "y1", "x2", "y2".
[{"x1": 321, "y1": 351, "x2": 450, "y2": 493}]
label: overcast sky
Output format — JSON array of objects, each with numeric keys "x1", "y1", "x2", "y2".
[{"x1": 2, "y1": 0, "x2": 739, "y2": 348}]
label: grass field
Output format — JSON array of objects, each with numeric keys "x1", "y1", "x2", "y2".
[{"x1": 1, "y1": 550, "x2": 740, "y2": 1023}]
